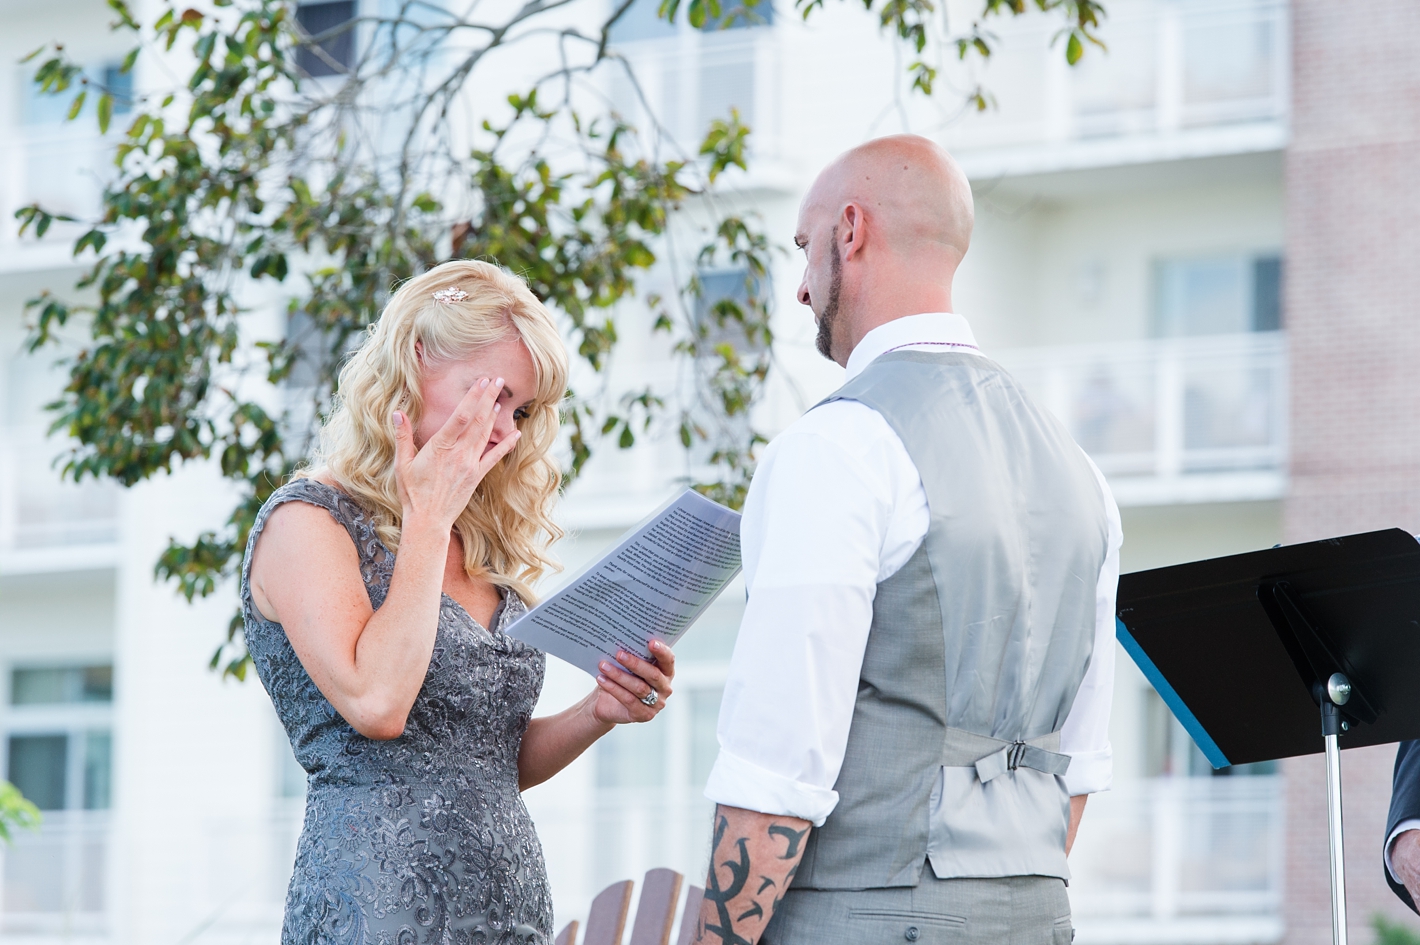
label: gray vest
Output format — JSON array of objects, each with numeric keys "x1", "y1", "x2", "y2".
[{"x1": 793, "y1": 350, "x2": 1109, "y2": 889}]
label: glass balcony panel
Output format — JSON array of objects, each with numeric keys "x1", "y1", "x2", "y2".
[
  {"x1": 0, "y1": 426, "x2": 118, "y2": 554},
  {"x1": 942, "y1": 0, "x2": 1288, "y2": 160},
  {"x1": 1181, "y1": 7, "x2": 1282, "y2": 125},
  {"x1": 1182, "y1": 361, "x2": 1282, "y2": 468},
  {"x1": 1071, "y1": 17, "x2": 1160, "y2": 137},
  {"x1": 996, "y1": 332, "x2": 1287, "y2": 499},
  {"x1": 0, "y1": 810, "x2": 109, "y2": 934},
  {"x1": 1069, "y1": 776, "x2": 1283, "y2": 922}
]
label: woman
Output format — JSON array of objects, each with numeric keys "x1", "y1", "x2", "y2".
[{"x1": 242, "y1": 260, "x2": 673, "y2": 945}]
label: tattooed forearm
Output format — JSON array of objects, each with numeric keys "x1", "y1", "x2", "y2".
[
  {"x1": 694, "y1": 806, "x2": 813, "y2": 945},
  {"x1": 767, "y1": 824, "x2": 808, "y2": 859}
]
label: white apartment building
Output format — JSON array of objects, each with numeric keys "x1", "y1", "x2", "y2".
[{"x1": 0, "y1": 0, "x2": 1310, "y2": 943}]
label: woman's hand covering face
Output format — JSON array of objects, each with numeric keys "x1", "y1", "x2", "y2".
[{"x1": 392, "y1": 376, "x2": 520, "y2": 531}]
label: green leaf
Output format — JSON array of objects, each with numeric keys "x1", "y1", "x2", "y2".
[
  {"x1": 97, "y1": 93, "x2": 113, "y2": 133},
  {"x1": 1066, "y1": 31, "x2": 1083, "y2": 65},
  {"x1": 67, "y1": 90, "x2": 87, "y2": 121},
  {"x1": 0, "y1": 781, "x2": 41, "y2": 844}
]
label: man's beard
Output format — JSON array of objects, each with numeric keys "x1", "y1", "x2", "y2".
[{"x1": 814, "y1": 231, "x2": 843, "y2": 361}]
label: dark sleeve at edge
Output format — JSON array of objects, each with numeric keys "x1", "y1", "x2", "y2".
[{"x1": 1386, "y1": 740, "x2": 1420, "y2": 914}]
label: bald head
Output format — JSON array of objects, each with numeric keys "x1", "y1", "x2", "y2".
[
  {"x1": 803, "y1": 134, "x2": 974, "y2": 261},
  {"x1": 793, "y1": 136, "x2": 974, "y2": 365}
]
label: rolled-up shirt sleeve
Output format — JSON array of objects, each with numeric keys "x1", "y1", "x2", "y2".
[
  {"x1": 1059, "y1": 454, "x2": 1123, "y2": 796},
  {"x1": 704, "y1": 409, "x2": 904, "y2": 826}
]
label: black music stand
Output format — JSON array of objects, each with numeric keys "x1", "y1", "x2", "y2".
[{"x1": 1116, "y1": 528, "x2": 1420, "y2": 945}]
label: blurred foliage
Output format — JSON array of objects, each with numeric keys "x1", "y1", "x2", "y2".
[
  {"x1": 17, "y1": 0, "x2": 1106, "y2": 681},
  {"x1": 0, "y1": 781, "x2": 42, "y2": 844},
  {"x1": 1375, "y1": 915, "x2": 1420, "y2": 945}
]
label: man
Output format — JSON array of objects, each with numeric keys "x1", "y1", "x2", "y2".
[
  {"x1": 1385, "y1": 741, "x2": 1420, "y2": 912},
  {"x1": 692, "y1": 134, "x2": 1122, "y2": 945}
]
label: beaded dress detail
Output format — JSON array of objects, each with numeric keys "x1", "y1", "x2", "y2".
[{"x1": 240, "y1": 479, "x2": 552, "y2": 945}]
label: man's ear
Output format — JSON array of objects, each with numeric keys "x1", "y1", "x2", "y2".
[{"x1": 840, "y1": 203, "x2": 867, "y2": 262}]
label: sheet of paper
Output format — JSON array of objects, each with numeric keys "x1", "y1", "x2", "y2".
[{"x1": 507, "y1": 489, "x2": 742, "y2": 677}]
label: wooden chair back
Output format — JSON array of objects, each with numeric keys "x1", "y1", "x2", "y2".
[
  {"x1": 627, "y1": 868, "x2": 684, "y2": 945},
  {"x1": 555, "y1": 920, "x2": 580, "y2": 945},
  {"x1": 581, "y1": 879, "x2": 634, "y2": 945},
  {"x1": 674, "y1": 885, "x2": 704, "y2": 945}
]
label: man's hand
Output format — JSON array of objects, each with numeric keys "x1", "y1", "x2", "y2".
[
  {"x1": 694, "y1": 806, "x2": 812, "y2": 945},
  {"x1": 1393, "y1": 829, "x2": 1420, "y2": 903}
]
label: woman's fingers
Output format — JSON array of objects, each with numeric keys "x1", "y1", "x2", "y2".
[
  {"x1": 477, "y1": 427, "x2": 521, "y2": 475},
  {"x1": 452, "y1": 376, "x2": 505, "y2": 450},
  {"x1": 392, "y1": 410, "x2": 416, "y2": 471},
  {"x1": 427, "y1": 377, "x2": 497, "y2": 450},
  {"x1": 602, "y1": 652, "x2": 672, "y2": 701},
  {"x1": 648, "y1": 639, "x2": 676, "y2": 680},
  {"x1": 596, "y1": 673, "x2": 656, "y2": 722}
]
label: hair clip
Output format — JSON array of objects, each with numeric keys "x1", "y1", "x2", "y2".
[{"x1": 432, "y1": 286, "x2": 470, "y2": 304}]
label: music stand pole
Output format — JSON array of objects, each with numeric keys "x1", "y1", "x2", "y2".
[{"x1": 1322, "y1": 672, "x2": 1353, "y2": 945}]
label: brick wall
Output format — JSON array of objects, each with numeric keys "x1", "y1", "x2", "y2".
[{"x1": 1284, "y1": 1, "x2": 1420, "y2": 942}]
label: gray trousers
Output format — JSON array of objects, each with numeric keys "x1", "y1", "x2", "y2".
[{"x1": 761, "y1": 869, "x2": 1073, "y2": 945}]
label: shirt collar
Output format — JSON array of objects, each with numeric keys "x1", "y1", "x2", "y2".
[{"x1": 843, "y1": 312, "x2": 982, "y2": 382}]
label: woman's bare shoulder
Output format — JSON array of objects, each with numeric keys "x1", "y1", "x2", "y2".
[
  {"x1": 249, "y1": 482, "x2": 366, "y2": 621},
  {"x1": 253, "y1": 481, "x2": 360, "y2": 574}
]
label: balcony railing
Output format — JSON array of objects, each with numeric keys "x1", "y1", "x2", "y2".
[
  {"x1": 943, "y1": 0, "x2": 1289, "y2": 170},
  {"x1": 995, "y1": 331, "x2": 1288, "y2": 505},
  {"x1": 2, "y1": 781, "x2": 1277, "y2": 942},
  {"x1": 1070, "y1": 776, "x2": 1284, "y2": 943},
  {"x1": 609, "y1": 29, "x2": 783, "y2": 167},
  {"x1": 0, "y1": 426, "x2": 119, "y2": 567},
  {"x1": 0, "y1": 810, "x2": 109, "y2": 937}
]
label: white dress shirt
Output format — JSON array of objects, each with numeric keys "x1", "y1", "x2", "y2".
[{"x1": 704, "y1": 313, "x2": 1124, "y2": 826}]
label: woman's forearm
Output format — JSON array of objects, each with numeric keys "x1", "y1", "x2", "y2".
[
  {"x1": 343, "y1": 514, "x2": 450, "y2": 737},
  {"x1": 518, "y1": 693, "x2": 614, "y2": 790}
]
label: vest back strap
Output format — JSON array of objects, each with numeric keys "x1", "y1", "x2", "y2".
[{"x1": 939, "y1": 727, "x2": 1072, "y2": 783}]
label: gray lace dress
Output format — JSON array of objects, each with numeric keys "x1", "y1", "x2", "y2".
[{"x1": 240, "y1": 479, "x2": 553, "y2": 945}]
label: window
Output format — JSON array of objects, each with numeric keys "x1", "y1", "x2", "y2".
[
  {"x1": 5, "y1": 665, "x2": 114, "y2": 811},
  {"x1": 20, "y1": 62, "x2": 134, "y2": 126},
  {"x1": 693, "y1": 268, "x2": 769, "y2": 353},
  {"x1": 297, "y1": 1, "x2": 357, "y2": 77},
  {"x1": 1153, "y1": 253, "x2": 1283, "y2": 337}
]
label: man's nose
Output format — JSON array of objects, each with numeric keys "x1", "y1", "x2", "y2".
[{"x1": 797, "y1": 271, "x2": 811, "y2": 307}]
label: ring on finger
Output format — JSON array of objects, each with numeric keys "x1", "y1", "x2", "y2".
[{"x1": 640, "y1": 690, "x2": 658, "y2": 707}]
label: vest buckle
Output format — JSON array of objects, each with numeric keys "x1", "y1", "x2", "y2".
[{"x1": 1006, "y1": 740, "x2": 1027, "y2": 771}]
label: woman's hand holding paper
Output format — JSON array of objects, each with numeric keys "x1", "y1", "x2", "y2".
[{"x1": 593, "y1": 640, "x2": 676, "y2": 723}]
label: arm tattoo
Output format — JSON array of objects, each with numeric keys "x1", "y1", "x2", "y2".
[
  {"x1": 703, "y1": 815, "x2": 754, "y2": 945},
  {"x1": 768, "y1": 824, "x2": 809, "y2": 859},
  {"x1": 771, "y1": 863, "x2": 798, "y2": 914},
  {"x1": 698, "y1": 810, "x2": 811, "y2": 945}
]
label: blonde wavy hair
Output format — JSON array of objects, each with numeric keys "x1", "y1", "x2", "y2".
[{"x1": 302, "y1": 259, "x2": 568, "y2": 601}]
